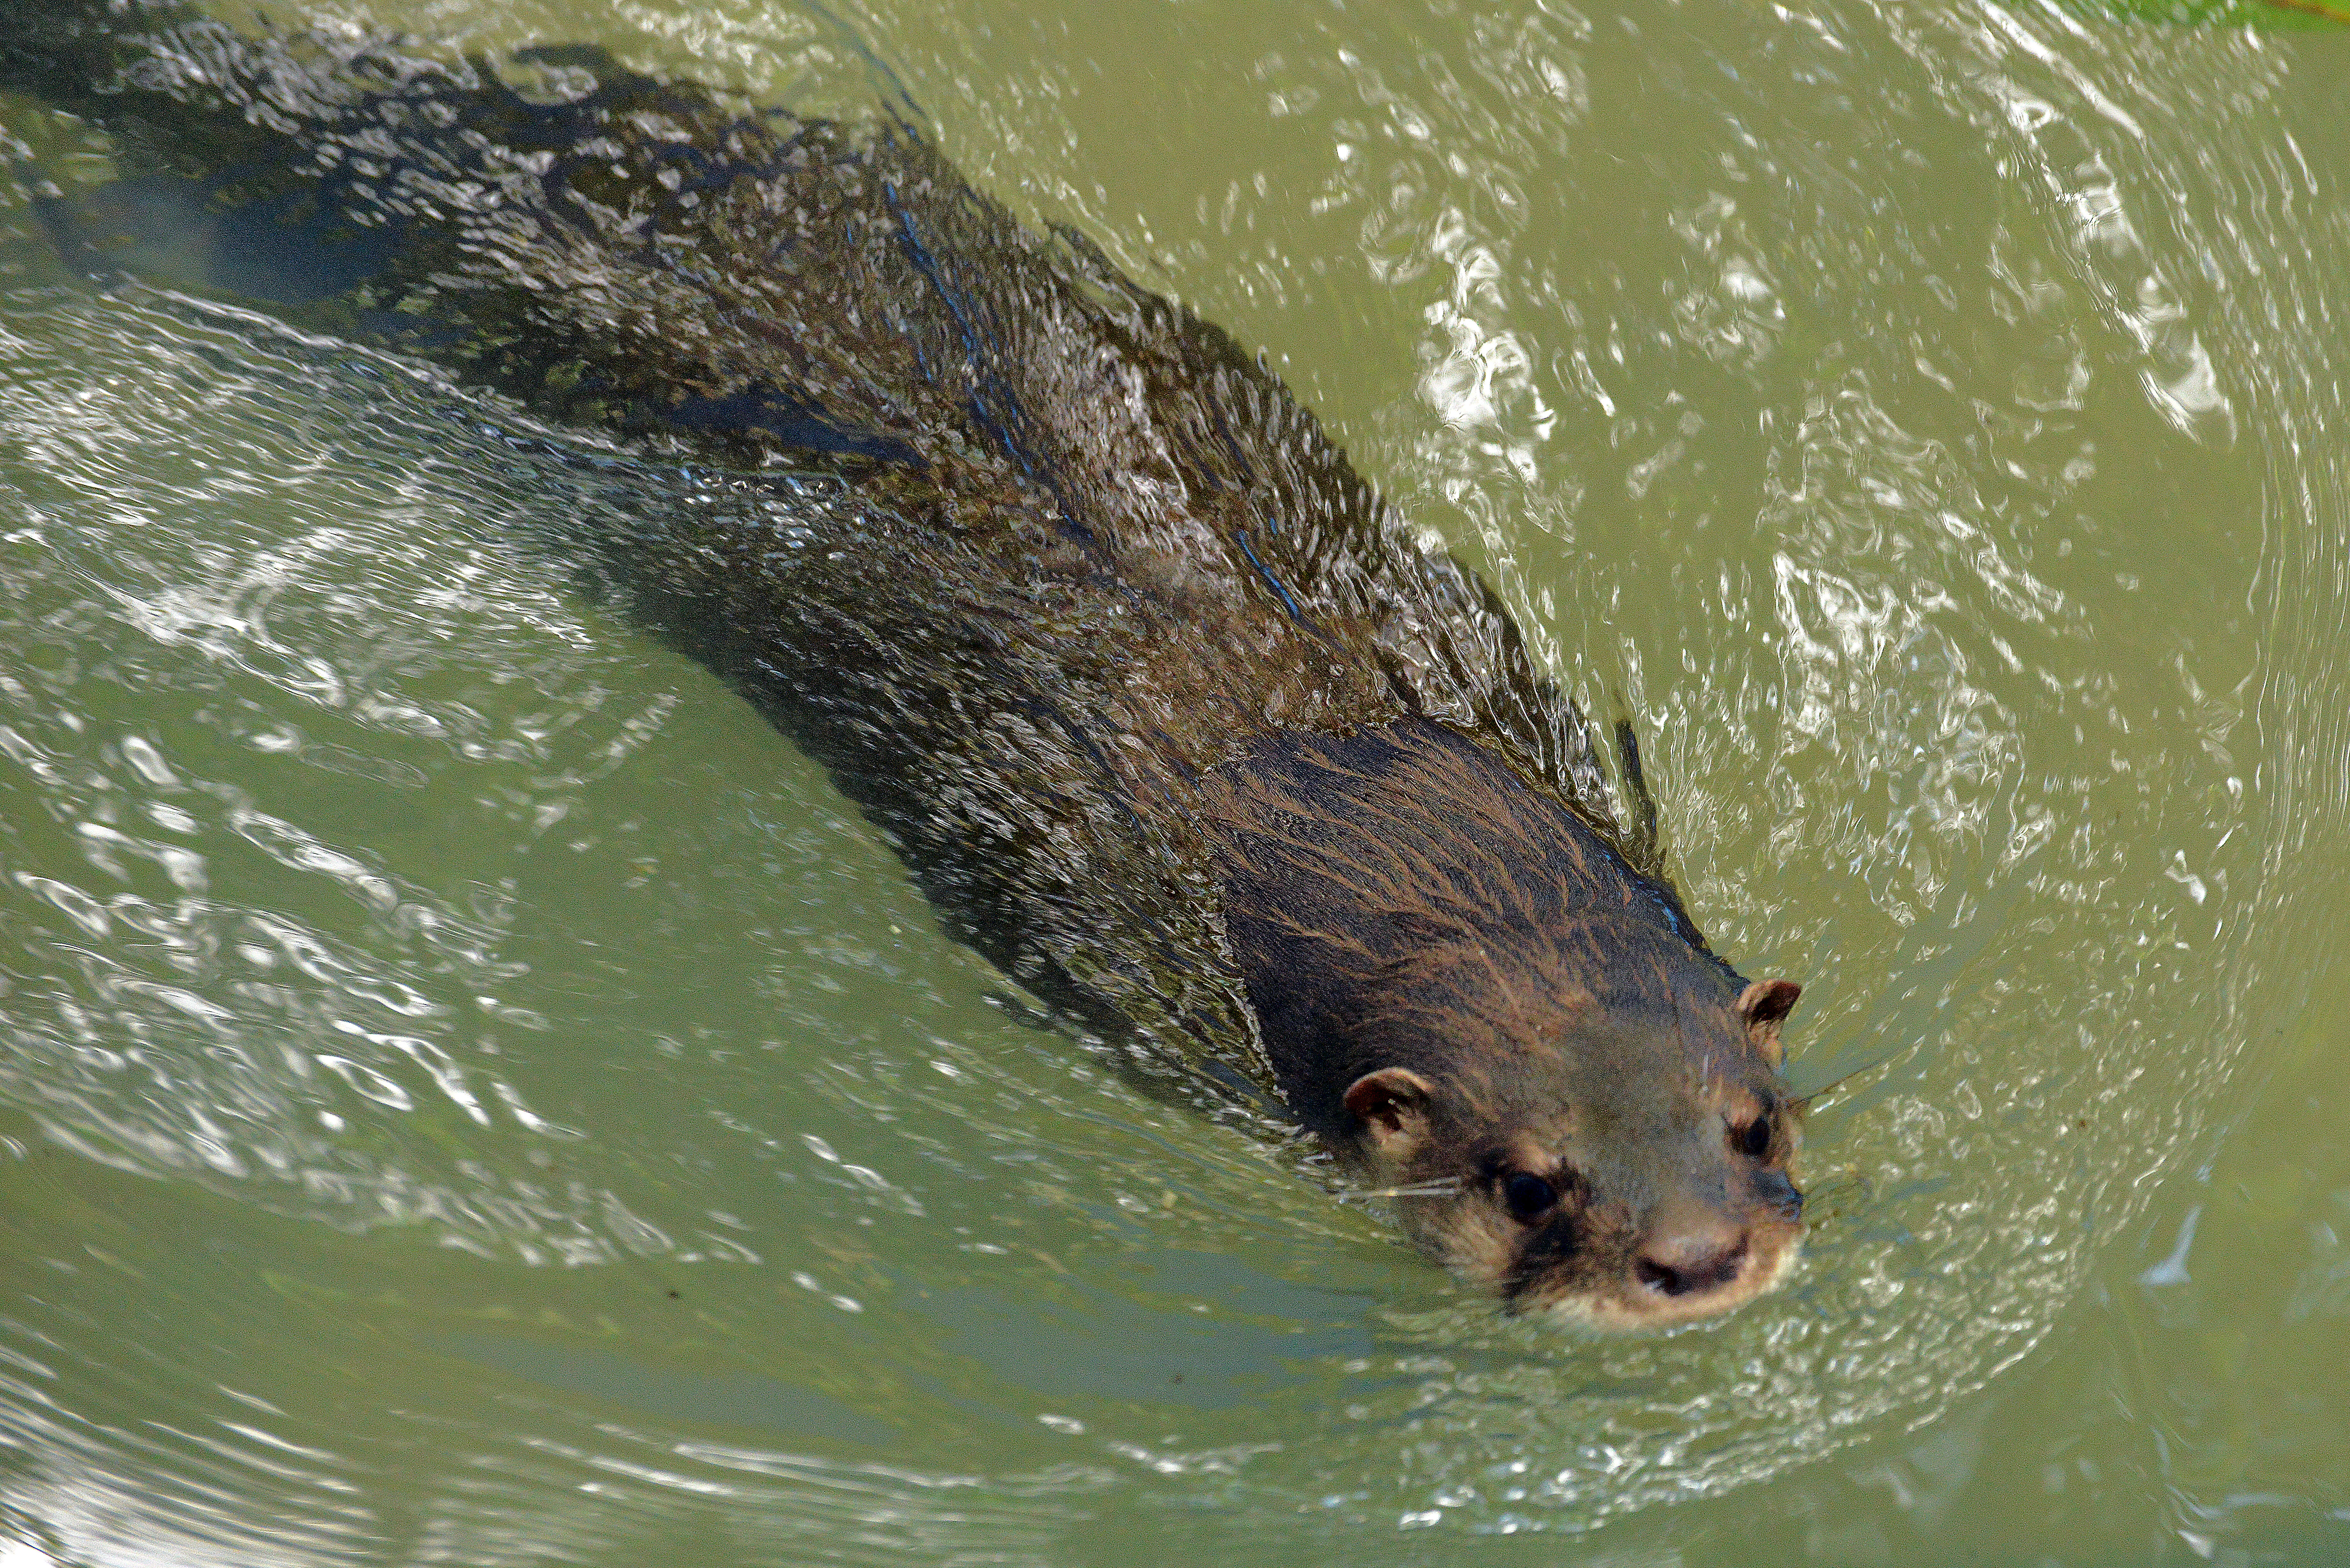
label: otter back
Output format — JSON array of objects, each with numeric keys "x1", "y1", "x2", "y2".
[{"x1": 0, "y1": 1, "x2": 1809, "y2": 1324}]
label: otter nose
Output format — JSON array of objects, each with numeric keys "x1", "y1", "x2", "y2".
[{"x1": 1634, "y1": 1217, "x2": 1749, "y2": 1299}]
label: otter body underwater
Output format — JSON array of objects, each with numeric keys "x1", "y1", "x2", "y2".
[{"x1": 2, "y1": 2, "x2": 1807, "y2": 1328}]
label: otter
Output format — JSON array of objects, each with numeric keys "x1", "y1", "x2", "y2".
[{"x1": 0, "y1": 2, "x2": 1806, "y2": 1326}]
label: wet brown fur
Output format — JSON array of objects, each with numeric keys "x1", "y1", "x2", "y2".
[
  {"x1": 3, "y1": 2, "x2": 1808, "y2": 1325},
  {"x1": 1199, "y1": 721, "x2": 1803, "y2": 1324}
]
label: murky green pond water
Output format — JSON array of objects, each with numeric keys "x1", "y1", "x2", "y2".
[{"x1": 3, "y1": 0, "x2": 2348, "y2": 1562}]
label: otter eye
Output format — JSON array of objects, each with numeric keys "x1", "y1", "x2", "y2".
[
  {"x1": 1736, "y1": 1117, "x2": 1773, "y2": 1159},
  {"x1": 1502, "y1": 1172, "x2": 1557, "y2": 1222}
]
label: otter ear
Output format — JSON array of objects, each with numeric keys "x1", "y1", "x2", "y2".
[
  {"x1": 1342, "y1": 1067, "x2": 1435, "y2": 1157},
  {"x1": 1736, "y1": 979, "x2": 1802, "y2": 1066}
]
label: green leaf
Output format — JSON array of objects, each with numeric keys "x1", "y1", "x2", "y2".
[{"x1": 2071, "y1": 0, "x2": 2350, "y2": 26}]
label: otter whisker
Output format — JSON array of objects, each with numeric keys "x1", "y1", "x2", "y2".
[
  {"x1": 1785, "y1": 1044, "x2": 1908, "y2": 1106},
  {"x1": 1340, "y1": 1180, "x2": 1466, "y2": 1202}
]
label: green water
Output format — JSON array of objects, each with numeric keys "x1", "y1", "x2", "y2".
[{"x1": 2, "y1": 0, "x2": 2347, "y2": 1562}]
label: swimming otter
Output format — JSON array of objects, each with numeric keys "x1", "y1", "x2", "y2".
[{"x1": 1, "y1": 2, "x2": 1805, "y2": 1326}]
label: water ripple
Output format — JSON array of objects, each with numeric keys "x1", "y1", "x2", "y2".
[{"x1": 3, "y1": 0, "x2": 2347, "y2": 1557}]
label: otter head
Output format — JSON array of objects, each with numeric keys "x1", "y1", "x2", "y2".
[
  {"x1": 1334, "y1": 936, "x2": 1805, "y2": 1332},
  {"x1": 1202, "y1": 717, "x2": 1808, "y2": 1328}
]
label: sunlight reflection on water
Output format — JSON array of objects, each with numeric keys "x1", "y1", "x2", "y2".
[{"x1": 1, "y1": 0, "x2": 2346, "y2": 1559}]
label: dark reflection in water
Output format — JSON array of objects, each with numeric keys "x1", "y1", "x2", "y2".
[
  {"x1": 0, "y1": 0, "x2": 2347, "y2": 1561},
  {"x1": 13, "y1": 0, "x2": 1644, "y2": 1082}
]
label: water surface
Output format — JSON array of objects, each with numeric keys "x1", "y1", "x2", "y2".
[{"x1": 3, "y1": 0, "x2": 2349, "y2": 1561}]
